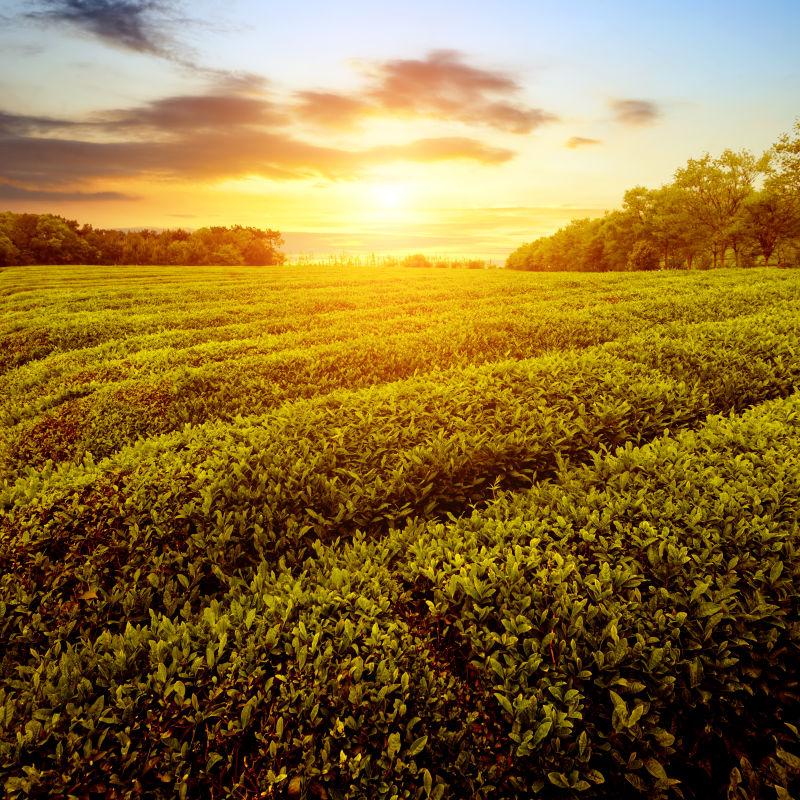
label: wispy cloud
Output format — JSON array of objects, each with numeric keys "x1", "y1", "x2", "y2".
[
  {"x1": 370, "y1": 137, "x2": 511, "y2": 165},
  {"x1": 0, "y1": 82, "x2": 513, "y2": 191},
  {"x1": 294, "y1": 50, "x2": 558, "y2": 134},
  {"x1": 610, "y1": 98, "x2": 661, "y2": 126},
  {"x1": 293, "y1": 91, "x2": 371, "y2": 130},
  {"x1": 0, "y1": 57, "x2": 524, "y2": 195},
  {"x1": 0, "y1": 110, "x2": 77, "y2": 136},
  {"x1": 0, "y1": 182, "x2": 136, "y2": 201},
  {"x1": 98, "y1": 92, "x2": 288, "y2": 132},
  {"x1": 26, "y1": 0, "x2": 181, "y2": 58},
  {"x1": 565, "y1": 136, "x2": 602, "y2": 148}
]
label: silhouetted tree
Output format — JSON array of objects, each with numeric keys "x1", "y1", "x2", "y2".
[{"x1": 0, "y1": 213, "x2": 286, "y2": 267}]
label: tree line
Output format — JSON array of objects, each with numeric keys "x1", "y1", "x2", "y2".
[
  {"x1": 507, "y1": 121, "x2": 800, "y2": 271},
  {"x1": 0, "y1": 214, "x2": 286, "y2": 266}
]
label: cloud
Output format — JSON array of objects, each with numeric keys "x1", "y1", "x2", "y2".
[
  {"x1": 0, "y1": 110, "x2": 77, "y2": 136},
  {"x1": 0, "y1": 62, "x2": 520, "y2": 194},
  {"x1": 364, "y1": 50, "x2": 558, "y2": 132},
  {"x1": 0, "y1": 116, "x2": 512, "y2": 188},
  {"x1": 0, "y1": 182, "x2": 136, "y2": 201},
  {"x1": 371, "y1": 137, "x2": 511, "y2": 165},
  {"x1": 0, "y1": 52, "x2": 534, "y2": 199},
  {"x1": 295, "y1": 50, "x2": 558, "y2": 134},
  {"x1": 99, "y1": 92, "x2": 288, "y2": 132},
  {"x1": 27, "y1": 1, "x2": 181, "y2": 57},
  {"x1": 565, "y1": 136, "x2": 602, "y2": 148},
  {"x1": 610, "y1": 99, "x2": 661, "y2": 126},
  {"x1": 292, "y1": 92, "x2": 371, "y2": 130}
]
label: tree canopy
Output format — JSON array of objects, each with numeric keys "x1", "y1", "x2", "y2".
[
  {"x1": 507, "y1": 122, "x2": 800, "y2": 271},
  {"x1": 0, "y1": 214, "x2": 286, "y2": 267}
]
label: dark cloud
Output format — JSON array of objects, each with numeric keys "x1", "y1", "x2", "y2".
[
  {"x1": 0, "y1": 110, "x2": 77, "y2": 136},
  {"x1": 0, "y1": 182, "x2": 136, "y2": 201},
  {"x1": 0, "y1": 51, "x2": 533, "y2": 198},
  {"x1": 0, "y1": 61, "x2": 520, "y2": 193},
  {"x1": 365, "y1": 50, "x2": 557, "y2": 132},
  {"x1": 27, "y1": 1, "x2": 180, "y2": 57},
  {"x1": 565, "y1": 136, "x2": 602, "y2": 148},
  {"x1": 294, "y1": 50, "x2": 558, "y2": 134},
  {"x1": 610, "y1": 99, "x2": 661, "y2": 126},
  {"x1": 98, "y1": 92, "x2": 288, "y2": 132},
  {"x1": 0, "y1": 119, "x2": 512, "y2": 188}
]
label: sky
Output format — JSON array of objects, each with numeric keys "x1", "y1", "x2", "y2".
[{"x1": 0, "y1": 1, "x2": 799, "y2": 258}]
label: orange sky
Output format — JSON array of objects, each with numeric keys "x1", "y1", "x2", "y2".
[{"x1": 1, "y1": 1, "x2": 799, "y2": 257}]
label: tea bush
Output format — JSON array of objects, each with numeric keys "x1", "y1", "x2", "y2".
[{"x1": 1, "y1": 265, "x2": 800, "y2": 798}]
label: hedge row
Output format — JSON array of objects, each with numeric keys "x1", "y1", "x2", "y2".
[
  {"x1": 2, "y1": 392, "x2": 799, "y2": 798},
  {"x1": 2, "y1": 308, "x2": 799, "y2": 684},
  {"x1": 3, "y1": 268, "x2": 798, "y2": 472}
]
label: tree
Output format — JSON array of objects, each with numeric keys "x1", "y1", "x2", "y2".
[
  {"x1": 673, "y1": 149, "x2": 766, "y2": 267},
  {"x1": 770, "y1": 120, "x2": 800, "y2": 197},
  {"x1": 0, "y1": 212, "x2": 286, "y2": 266},
  {"x1": 211, "y1": 244, "x2": 245, "y2": 266},
  {"x1": 402, "y1": 253, "x2": 433, "y2": 268},
  {"x1": 743, "y1": 189, "x2": 800, "y2": 264},
  {"x1": 0, "y1": 233, "x2": 19, "y2": 266},
  {"x1": 627, "y1": 240, "x2": 660, "y2": 271}
]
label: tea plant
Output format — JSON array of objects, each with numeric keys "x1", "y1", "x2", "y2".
[{"x1": 1, "y1": 264, "x2": 800, "y2": 798}]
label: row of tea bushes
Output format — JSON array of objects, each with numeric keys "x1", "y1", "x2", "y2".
[
  {"x1": 2, "y1": 308, "x2": 800, "y2": 688},
  {"x1": 3, "y1": 269, "x2": 798, "y2": 472},
  {"x1": 391, "y1": 392, "x2": 800, "y2": 797},
  {"x1": 5, "y1": 266, "x2": 794, "y2": 373},
  {"x1": 3, "y1": 392, "x2": 799, "y2": 798}
]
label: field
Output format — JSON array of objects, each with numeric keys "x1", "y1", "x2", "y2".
[{"x1": 1, "y1": 264, "x2": 800, "y2": 799}]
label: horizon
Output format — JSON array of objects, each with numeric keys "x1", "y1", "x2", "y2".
[{"x1": 1, "y1": 1, "x2": 799, "y2": 257}]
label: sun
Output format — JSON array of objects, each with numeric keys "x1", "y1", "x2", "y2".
[{"x1": 369, "y1": 182, "x2": 410, "y2": 210}]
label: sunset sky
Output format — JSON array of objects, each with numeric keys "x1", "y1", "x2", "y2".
[{"x1": 1, "y1": 0, "x2": 799, "y2": 257}]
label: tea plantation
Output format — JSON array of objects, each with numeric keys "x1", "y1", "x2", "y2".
[{"x1": 1, "y1": 265, "x2": 800, "y2": 799}]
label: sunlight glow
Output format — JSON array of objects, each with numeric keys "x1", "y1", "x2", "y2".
[{"x1": 369, "y1": 182, "x2": 411, "y2": 210}]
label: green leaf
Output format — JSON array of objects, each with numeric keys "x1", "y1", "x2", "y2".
[
  {"x1": 627, "y1": 704, "x2": 645, "y2": 727},
  {"x1": 644, "y1": 758, "x2": 669, "y2": 781},
  {"x1": 494, "y1": 692, "x2": 513, "y2": 716},
  {"x1": 387, "y1": 732, "x2": 401, "y2": 759},
  {"x1": 422, "y1": 768, "x2": 433, "y2": 797},
  {"x1": 408, "y1": 735, "x2": 427, "y2": 757},
  {"x1": 532, "y1": 719, "x2": 552, "y2": 746},
  {"x1": 776, "y1": 747, "x2": 800, "y2": 770},
  {"x1": 697, "y1": 602, "x2": 722, "y2": 618},
  {"x1": 548, "y1": 772, "x2": 570, "y2": 789},
  {"x1": 206, "y1": 753, "x2": 223, "y2": 771}
]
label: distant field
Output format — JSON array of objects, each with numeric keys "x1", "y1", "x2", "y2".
[{"x1": 2, "y1": 265, "x2": 800, "y2": 799}]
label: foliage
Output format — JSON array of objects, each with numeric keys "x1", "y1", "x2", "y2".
[
  {"x1": 626, "y1": 241, "x2": 660, "y2": 271},
  {"x1": 0, "y1": 212, "x2": 286, "y2": 266},
  {"x1": 508, "y1": 122, "x2": 800, "y2": 271},
  {"x1": 1, "y1": 265, "x2": 800, "y2": 798}
]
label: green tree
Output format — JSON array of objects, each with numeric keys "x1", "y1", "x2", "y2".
[
  {"x1": 626, "y1": 240, "x2": 660, "y2": 271},
  {"x1": 0, "y1": 233, "x2": 20, "y2": 266},
  {"x1": 673, "y1": 149, "x2": 766, "y2": 267},
  {"x1": 743, "y1": 189, "x2": 799, "y2": 264}
]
